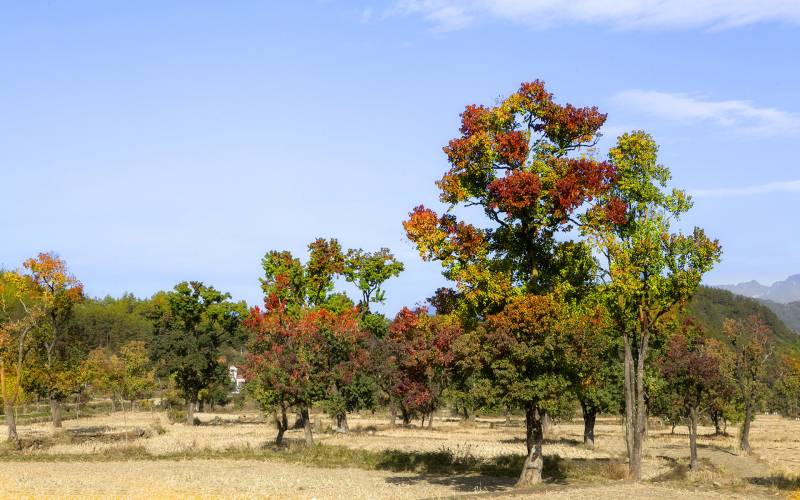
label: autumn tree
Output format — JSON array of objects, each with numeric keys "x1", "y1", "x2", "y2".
[
  {"x1": 343, "y1": 248, "x2": 404, "y2": 313},
  {"x1": 584, "y1": 132, "x2": 721, "y2": 479},
  {"x1": 21, "y1": 252, "x2": 85, "y2": 428},
  {"x1": 84, "y1": 340, "x2": 155, "y2": 439},
  {"x1": 386, "y1": 307, "x2": 461, "y2": 427},
  {"x1": 403, "y1": 80, "x2": 615, "y2": 485},
  {"x1": 559, "y1": 299, "x2": 621, "y2": 448},
  {"x1": 773, "y1": 353, "x2": 800, "y2": 418},
  {"x1": 150, "y1": 281, "x2": 245, "y2": 425},
  {"x1": 0, "y1": 271, "x2": 45, "y2": 441},
  {"x1": 657, "y1": 320, "x2": 728, "y2": 470},
  {"x1": 723, "y1": 315, "x2": 773, "y2": 453}
]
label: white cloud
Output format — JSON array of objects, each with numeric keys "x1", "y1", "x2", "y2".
[
  {"x1": 614, "y1": 90, "x2": 800, "y2": 136},
  {"x1": 389, "y1": 0, "x2": 800, "y2": 32},
  {"x1": 691, "y1": 180, "x2": 800, "y2": 198}
]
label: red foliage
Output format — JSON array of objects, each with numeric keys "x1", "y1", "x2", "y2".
[
  {"x1": 552, "y1": 159, "x2": 616, "y2": 217},
  {"x1": 488, "y1": 170, "x2": 542, "y2": 216},
  {"x1": 495, "y1": 131, "x2": 529, "y2": 167},
  {"x1": 604, "y1": 197, "x2": 628, "y2": 225},
  {"x1": 386, "y1": 307, "x2": 462, "y2": 416}
]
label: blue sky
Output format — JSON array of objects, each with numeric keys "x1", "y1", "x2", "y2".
[{"x1": 2, "y1": 1, "x2": 799, "y2": 314}]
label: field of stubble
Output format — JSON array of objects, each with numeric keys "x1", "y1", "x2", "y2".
[{"x1": 0, "y1": 409, "x2": 798, "y2": 499}]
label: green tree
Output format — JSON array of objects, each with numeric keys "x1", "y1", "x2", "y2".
[
  {"x1": 151, "y1": 281, "x2": 245, "y2": 425},
  {"x1": 343, "y1": 248, "x2": 404, "y2": 313},
  {"x1": 84, "y1": 340, "x2": 155, "y2": 440},
  {"x1": 584, "y1": 131, "x2": 721, "y2": 479},
  {"x1": 723, "y1": 315, "x2": 773, "y2": 453}
]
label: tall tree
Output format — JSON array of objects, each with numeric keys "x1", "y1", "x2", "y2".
[
  {"x1": 0, "y1": 271, "x2": 45, "y2": 441},
  {"x1": 723, "y1": 315, "x2": 773, "y2": 453},
  {"x1": 343, "y1": 248, "x2": 404, "y2": 313},
  {"x1": 584, "y1": 132, "x2": 721, "y2": 479},
  {"x1": 151, "y1": 281, "x2": 245, "y2": 425},
  {"x1": 22, "y1": 253, "x2": 84, "y2": 428},
  {"x1": 403, "y1": 80, "x2": 615, "y2": 485}
]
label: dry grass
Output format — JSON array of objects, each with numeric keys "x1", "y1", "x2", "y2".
[{"x1": 0, "y1": 410, "x2": 798, "y2": 498}]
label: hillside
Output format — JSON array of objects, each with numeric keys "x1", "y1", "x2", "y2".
[
  {"x1": 687, "y1": 286, "x2": 799, "y2": 350},
  {"x1": 758, "y1": 299, "x2": 800, "y2": 334}
]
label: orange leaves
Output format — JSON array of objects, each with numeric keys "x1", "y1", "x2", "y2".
[{"x1": 22, "y1": 252, "x2": 84, "y2": 303}]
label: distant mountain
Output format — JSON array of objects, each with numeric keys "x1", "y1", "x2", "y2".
[
  {"x1": 717, "y1": 274, "x2": 800, "y2": 304},
  {"x1": 687, "y1": 287, "x2": 799, "y2": 350}
]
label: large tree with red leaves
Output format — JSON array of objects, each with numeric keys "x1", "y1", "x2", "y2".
[{"x1": 403, "y1": 80, "x2": 614, "y2": 485}]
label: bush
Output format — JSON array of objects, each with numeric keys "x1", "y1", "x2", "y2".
[{"x1": 167, "y1": 408, "x2": 186, "y2": 424}]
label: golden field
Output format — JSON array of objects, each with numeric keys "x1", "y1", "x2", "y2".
[{"x1": 0, "y1": 409, "x2": 798, "y2": 499}]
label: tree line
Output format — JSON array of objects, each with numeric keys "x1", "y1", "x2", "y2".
[{"x1": 2, "y1": 80, "x2": 799, "y2": 485}]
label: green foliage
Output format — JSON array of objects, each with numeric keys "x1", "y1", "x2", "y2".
[
  {"x1": 343, "y1": 248, "x2": 404, "y2": 312},
  {"x1": 150, "y1": 281, "x2": 245, "y2": 405}
]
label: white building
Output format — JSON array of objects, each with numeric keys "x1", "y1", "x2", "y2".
[{"x1": 229, "y1": 366, "x2": 246, "y2": 393}]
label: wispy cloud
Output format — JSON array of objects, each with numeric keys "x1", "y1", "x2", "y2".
[
  {"x1": 691, "y1": 180, "x2": 800, "y2": 198},
  {"x1": 389, "y1": 0, "x2": 800, "y2": 32},
  {"x1": 614, "y1": 90, "x2": 800, "y2": 136}
]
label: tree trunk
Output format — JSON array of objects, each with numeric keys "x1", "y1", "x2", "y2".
[
  {"x1": 390, "y1": 405, "x2": 397, "y2": 427},
  {"x1": 186, "y1": 399, "x2": 196, "y2": 425},
  {"x1": 50, "y1": 397, "x2": 63, "y2": 428},
  {"x1": 712, "y1": 412, "x2": 722, "y2": 436},
  {"x1": 740, "y1": 405, "x2": 753, "y2": 453},
  {"x1": 275, "y1": 406, "x2": 288, "y2": 445},
  {"x1": 198, "y1": 399, "x2": 205, "y2": 413},
  {"x1": 517, "y1": 406, "x2": 544, "y2": 487},
  {"x1": 581, "y1": 404, "x2": 597, "y2": 448},
  {"x1": 541, "y1": 411, "x2": 554, "y2": 440},
  {"x1": 401, "y1": 408, "x2": 411, "y2": 426},
  {"x1": 302, "y1": 407, "x2": 314, "y2": 446},
  {"x1": 336, "y1": 413, "x2": 349, "y2": 433},
  {"x1": 427, "y1": 411, "x2": 433, "y2": 428},
  {"x1": 5, "y1": 402, "x2": 18, "y2": 442},
  {"x1": 420, "y1": 413, "x2": 426, "y2": 428},
  {"x1": 293, "y1": 411, "x2": 306, "y2": 429},
  {"x1": 623, "y1": 330, "x2": 648, "y2": 481},
  {"x1": 688, "y1": 406, "x2": 699, "y2": 470}
]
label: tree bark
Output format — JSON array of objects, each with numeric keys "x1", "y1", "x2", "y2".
[
  {"x1": 335, "y1": 413, "x2": 349, "y2": 433},
  {"x1": 5, "y1": 402, "x2": 18, "y2": 442},
  {"x1": 517, "y1": 406, "x2": 544, "y2": 487},
  {"x1": 688, "y1": 406, "x2": 699, "y2": 470},
  {"x1": 427, "y1": 412, "x2": 433, "y2": 428},
  {"x1": 581, "y1": 403, "x2": 597, "y2": 448},
  {"x1": 302, "y1": 407, "x2": 314, "y2": 446},
  {"x1": 275, "y1": 405, "x2": 288, "y2": 445},
  {"x1": 186, "y1": 399, "x2": 196, "y2": 425},
  {"x1": 389, "y1": 405, "x2": 397, "y2": 427},
  {"x1": 541, "y1": 411, "x2": 553, "y2": 440},
  {"x1": 712, "y1": 412, "x2": 722, "y2": 436},
  {"x1": 740, "y1": 405, "x2": 753, "y2": 453},
  {"x1": 401, "y1": 407, "x2": 411, "y2": 426},
  {"x1": 50, "y1": 397, "x2": 63, "y2": 428},
  {"x1": 624, "y1": 326, "x2": 649, "y2": 481}
]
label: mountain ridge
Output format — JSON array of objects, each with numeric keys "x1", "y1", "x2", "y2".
[{"x1": 717, "y1": 274, "x2": 800, "y2": 304}]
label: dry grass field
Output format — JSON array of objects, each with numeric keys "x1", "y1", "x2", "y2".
[{"x1": 1, "y1": 409, "x2": 798, "y2": 499}]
